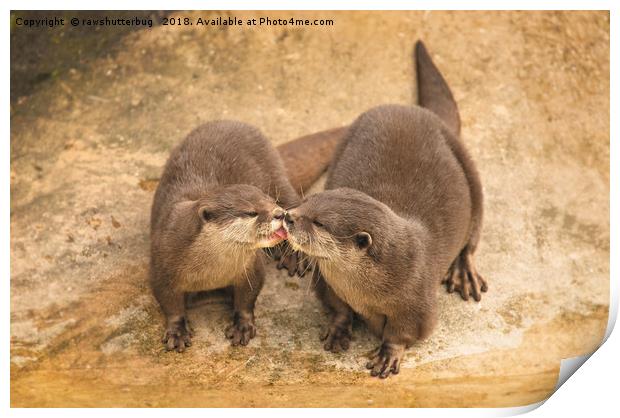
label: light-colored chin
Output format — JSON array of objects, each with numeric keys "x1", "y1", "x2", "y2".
[
  {"x1": 285, "y1": 235, "x2": 302, "y2": 252},
  {"x1": 286, "y1": 235, "x2": 316, "y2": 257},
  {"x1": 255, "y1": 235, "x2": 285, "y2": 249}
]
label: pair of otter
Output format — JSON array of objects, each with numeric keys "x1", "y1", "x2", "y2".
[{"x1": 149, "y1": 41, "x2": 486, "y2": 378}]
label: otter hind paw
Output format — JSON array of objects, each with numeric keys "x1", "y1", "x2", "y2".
[
  {"x1": 162, "y1": 318, "x2": 193, "y2": 353},
  {"x1": 320, "y1": 323, "x2": 352, "y2": 353},
  {"x1": 365, "y1": 343, "x2": 404, "y2": 379},
  {"x1": 225, "y1": 318, "x2": 257, "y2": 346},
  {"x1": 443, "y1": 251, "x2": 488, "y2": 301}
]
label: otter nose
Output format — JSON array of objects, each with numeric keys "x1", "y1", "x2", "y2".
[
  {"x1": 284, "y1": 212, "x2": 294, "y2": 225},
  {"x1": 273, "y1": 208, "x2": 285, "y2": 220}
]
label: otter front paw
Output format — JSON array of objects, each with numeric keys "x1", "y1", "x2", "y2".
[
  {"x1": 225, "y1": 318, "x2": 257, "y2": 346},
  {"x1": 365, "y1": 343, "x2": 405, "y2": 379},
  {"x1": 162, "y1": 318, "x2": 193, "y2": 353},
  {"x1": 320, "y1": 323, "x2": 352, "y2": 353},
  {"x1": 443, "y1": 250, "x2": 488, "y2": 302},
  {"x1": 277, "y1": 250, "x2": 311, "y2": 277}
]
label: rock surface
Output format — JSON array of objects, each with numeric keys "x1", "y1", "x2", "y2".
[{"x1": 10, "y1": 10, "x2": 609, "y2": 407}]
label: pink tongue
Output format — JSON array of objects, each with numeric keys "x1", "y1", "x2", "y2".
[{"x1": 274, "y1": 227, "x2": 288, "y2": 239}]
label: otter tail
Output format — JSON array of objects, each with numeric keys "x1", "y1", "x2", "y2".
[
  {"x1": 415, "y1": 40, "x2": 461, "y2": 137},
  {"x1": 277, "y1": 126, "x2": 348, "y2": 196},
  {"x1": 416, "y1": 40, "x2": 483, "y2": 253}
]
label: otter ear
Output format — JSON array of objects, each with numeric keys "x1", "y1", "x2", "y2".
[
  {"x1": 178, "y1": 200, "x2": 207, "y2": 222},
  {"x1": 355, "y1": 232, "x2": 372, "y2": 250},
  {"x1": 173, "y1": 200, "x2": 197, "y2": 216},
  {"x1": 168, "y1": 200, "x2": 200, "y2": 231},
  {"x1": 200, "y1": 209, "x2": 212, "y2": 222}
]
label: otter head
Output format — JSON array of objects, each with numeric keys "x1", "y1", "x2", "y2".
[
  {"x1": 283, "y1": 188, "x2": 391, "y2": 263},
  {"x1": 175, "y1": 184, "x2": 288, "y2": 252}
]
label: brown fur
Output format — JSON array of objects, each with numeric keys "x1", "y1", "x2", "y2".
[
  {"x1": 415, "y1": 41, "x2": 461, "y2": 136},
  {"x1": 284, "y1": 41, "x2": 487, "y2": 378},
  {"x1": 150, "y1": 120, "x2": 299, "y2": 351},
  {"x1": 415, "y1": 41, "x2": 486, "y2": 298},
  {"x1": 277, "y1": 126, "x2": 348, "y2": 196}
]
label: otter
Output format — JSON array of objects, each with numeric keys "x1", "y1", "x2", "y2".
[
  {"x1": 150, "y1": 120, "x2": 302, "y2": 352},
  {"x1": 284, "y1": 41, "x2": 487, "y2": 378}
]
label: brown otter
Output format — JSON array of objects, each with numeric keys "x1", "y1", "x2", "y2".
[
  {"x1": 150, "y1": 120, "x2": 300, "y2": 352},
  {"x1": 284, "y1": 41, "x2": 487, "y2": 378}
]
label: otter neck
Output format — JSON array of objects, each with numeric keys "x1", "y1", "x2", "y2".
[{"x1": 179, "y1": 237, "x2": 258, "y2": 292}]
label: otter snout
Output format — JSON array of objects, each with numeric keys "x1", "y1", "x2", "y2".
[
  {"x1": 270, "y1": 207, "x2": 286, "y2": 231},
  {"x1": 284, "y1": 211, "x2": 296, "y2": 228},
  {"x1": 263, "y1": 206, "x2": 287, "y2": 244},
  {"x1": 273, "y1": 207, "x2": 285, "y2": 220}
]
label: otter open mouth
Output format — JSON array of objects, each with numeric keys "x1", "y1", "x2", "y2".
[{"x1": 256, "y1": 227, "x2": 288, "y2": 248}]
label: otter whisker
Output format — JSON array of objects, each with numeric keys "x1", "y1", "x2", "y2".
[
  {"x1": 275, "y1": 186, "x2": 281, "y2": 203},
  {"x1": 302, "y1": 257, "x2": 320, "y2": 297},
  {"x1": 299, "y1": 253, "x2": 314, "y2": 278},
  {"x1": 310, "y1": 261, "x2": 320, "y2": 290}
]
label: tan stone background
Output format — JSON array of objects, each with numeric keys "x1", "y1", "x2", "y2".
[{"x1": 10, "y1": 11, "x2": 609, "y2": 407}]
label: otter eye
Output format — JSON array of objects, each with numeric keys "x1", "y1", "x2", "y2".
[
  {"x1": 355, "y1": 232, "x2": 372, "y2": 249},
  {"x1": 313, "y1": 220, "x2": 324, "y2": 228},
  {"x1": 243, "y1": 211, "x2": 258, "y2": 217},
  {"x1": 201, "y1": 210, "x2": 212, "y2": 222}
]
